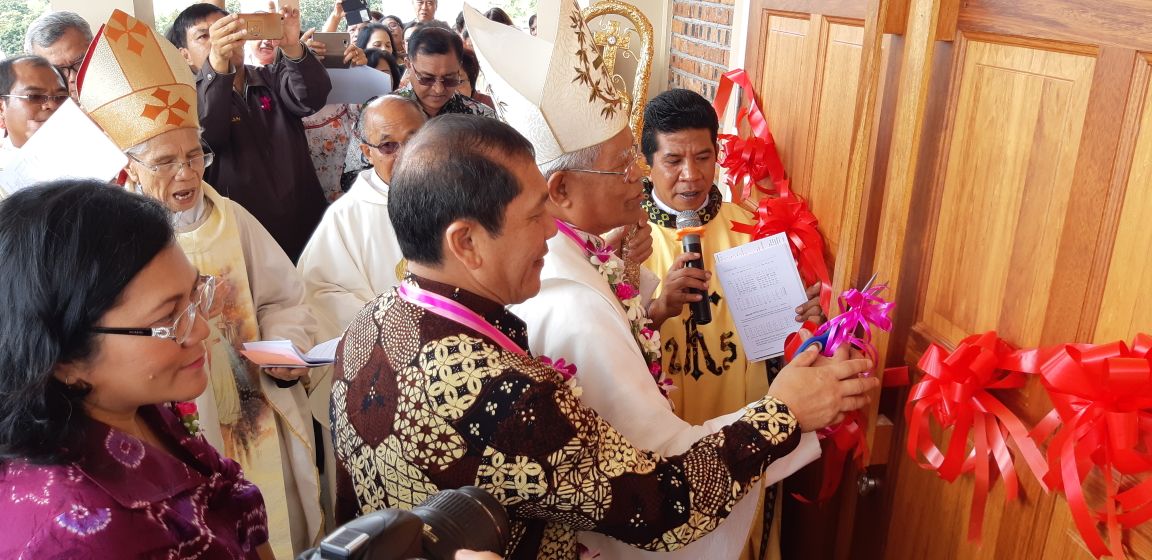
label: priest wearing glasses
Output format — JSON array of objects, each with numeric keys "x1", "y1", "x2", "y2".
[{"x1": 468, "y1": 2, "x2": 825, "y2": 557}]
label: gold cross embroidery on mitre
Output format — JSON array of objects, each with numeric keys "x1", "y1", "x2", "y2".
[
  {"x1": 105, "y1": 11, "x2": 151, "y2": 56},
  {"x1": 141, "y1": 87, "x2": 192, "y2": 126}
]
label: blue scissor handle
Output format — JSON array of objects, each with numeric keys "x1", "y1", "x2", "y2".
[{"x1": 791, "y1": 331, "x2": 830, "y2": 360}]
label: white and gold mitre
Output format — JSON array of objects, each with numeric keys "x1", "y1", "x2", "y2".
[
  {"x1": 77, "y1": 9, "x2": 197, "y2": 150},
  {"x1": 464, "y1": 0, "x2": 629, "y2": 164}
]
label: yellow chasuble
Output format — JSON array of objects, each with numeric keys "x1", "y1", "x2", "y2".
[
  {"x1": 175, "y1": 182, "x2": 314, "y2": 559},
  {"x1": 642, "y1": 185, "x2": 773, "y2": 424},
  {"x1": 642, "y1": 182, "x2": 782, "y2": 560}
]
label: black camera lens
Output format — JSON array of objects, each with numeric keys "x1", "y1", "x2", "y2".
[{"x1": 414, "y1": 486, "x2": 510, "y2": 559}]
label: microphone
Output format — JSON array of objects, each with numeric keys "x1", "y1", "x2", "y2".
[{"x1": 675, "y1": 210, "x2": 711, "y2": 325}]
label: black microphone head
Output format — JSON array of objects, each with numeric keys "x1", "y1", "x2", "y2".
[{"x1": 676, "y1": 210, "x2": 702, "y2": 229}]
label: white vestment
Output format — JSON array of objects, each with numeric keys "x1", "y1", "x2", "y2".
[
  {"x1": 298, "y1": 168, "x2": 405, "y2": 341},
  {"x1": 511, "y1": 228, "x2": 819, "y2": 559}
]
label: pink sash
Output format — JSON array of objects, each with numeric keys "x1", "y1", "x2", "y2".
[{"x1": 396, "y1": 282, "x2": 526, "y2": 356}]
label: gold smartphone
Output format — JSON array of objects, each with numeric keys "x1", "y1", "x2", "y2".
[{"x1": 238, "y1": 13, "x2": 284, "y2": 40}]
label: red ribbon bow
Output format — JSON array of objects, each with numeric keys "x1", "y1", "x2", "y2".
[
  {"x1": 1020, "y1": 334, "x2": 1152, "y2": 559},
  {"x1": 906, "y1": 332, "x2": 1049, "y2": 542},
  {"x1": 711, "y1": 69, "x2": 791, "y2": 204},
  {"x1": 732, "y1": 194, "x2": 832, "y2": 313}
]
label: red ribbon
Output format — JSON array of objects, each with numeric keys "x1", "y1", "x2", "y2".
[
  {"x1": 906, "y1": 332, "x2": 1049, "y2": 542},
  {"x1": 712, "y1": 69, "x2": 791, "y2": 203},
  {"x1": 1017, "y1": 334, "x2": 1152, "y2": 559},
  {"x1": 732, "y1": 194, "x2": 832, "y2": 313}
]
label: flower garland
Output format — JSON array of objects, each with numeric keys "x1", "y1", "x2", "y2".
[
  {"x1": 557, "y1": 221, "x2": 675, "y2": 400},
  {"x1": 539, "y1": 356, "x2": 583, "y2": 398}
]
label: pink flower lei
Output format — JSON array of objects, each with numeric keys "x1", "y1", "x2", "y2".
[{"x1": 572, "y1": 230, "x2": 675, "y2": 402}]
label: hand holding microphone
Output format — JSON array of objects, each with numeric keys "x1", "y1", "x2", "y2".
[{"x1": 676, "y1": 210, "x2": 712, "y2": 325}]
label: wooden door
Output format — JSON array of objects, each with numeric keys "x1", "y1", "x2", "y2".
[
  {"x1": 742, "y1": 0, "x2": 1152, "y2": 558},
  {"x1": 743, "y1": 0, "x2": 907, "y2": 558},
  {"x1": 869, "y1": 0, "x2": 1152, "y2": 558}
]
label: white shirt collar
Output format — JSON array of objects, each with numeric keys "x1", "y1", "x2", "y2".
[{"x1": 650, "y1": 185, "x2": 709, "y2": 216}]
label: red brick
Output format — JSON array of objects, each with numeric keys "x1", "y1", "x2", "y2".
[{"x1": 671, "y1": 35, "x2": 730, "y2": 66}]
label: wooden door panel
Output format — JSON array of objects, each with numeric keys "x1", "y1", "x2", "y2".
[
  {"x1": 753, "y1": 13, "x2": 864, "y2": 257},
  {"x1": 757, "y1": 14, "x2": 817, "y2": 177},
  {"x1": 921, "y1": 37, "x2": 1095, "y2": 348},
  {"x1": 1094, "y1": 56, "x2": 1152, "y2": 343},
  {"x1": 877, "y1": 0, "x2": 1152, "y2": 556},
  {"x1": 805, "y1": 21, "x2": 864, "y2": 257}
]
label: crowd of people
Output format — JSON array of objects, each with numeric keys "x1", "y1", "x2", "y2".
[{"x1": 0, "y1": 2, "x2": 879, "y2": 559}]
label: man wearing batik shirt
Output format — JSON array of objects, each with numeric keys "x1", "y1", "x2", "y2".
[
  {"x1": 330, "y1": 114, "x2": 877, "y2": 560},
  {"x1": 394, "y1": 26, "x2": 494, "y2": 118},
  {"x1": 467, "y1": 4, "x2": 823, "y2": 557}
]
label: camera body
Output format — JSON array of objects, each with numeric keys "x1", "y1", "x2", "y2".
[{"x1": 298, "y1": 486, "x2": 509, "y2": 560}]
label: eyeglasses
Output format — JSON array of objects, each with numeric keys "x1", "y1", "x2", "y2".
[
  {"x1": 92, "y1": 275, "x2": 216, "y2": 345},
  {"x1": 363, "y1": 138, "x2": 403, "y2": 155},
  {"x1": 53, "y1": 58, "x2": 83, "y2": 79},
  {"x1": 0, "y1": 94, "x2": 70, "y2": 106},
  {"x1": 567, "y1": 147, "x2": 643, "y2": 180},
  {"x1": 410, "y1": 66, "x2": 461, "y2": 89},
  {"x1": 128, "y1": 152, "x2": 214, "y2": 178}
]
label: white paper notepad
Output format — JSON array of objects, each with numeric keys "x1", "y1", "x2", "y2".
[
  {"x1": 714, "y1": 232, "x2": 809, "y2": 361},
  {"x1": 0, "y1": 100, "x2": 126, "y2": 194}
]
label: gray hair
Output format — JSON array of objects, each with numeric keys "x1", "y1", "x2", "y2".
[
  {"x1": 355, "y1": 94, "x2": 426, "y2": 141},
  {"x1": 24, "y1": 12, "x2": 93, "y2": 53},
  {"x1": 538, "y1": 142, "x2": 601, "y2": 180}
]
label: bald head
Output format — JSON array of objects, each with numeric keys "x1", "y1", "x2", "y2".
[{"x1": 358, "y1": 95, "x2": 428, "y2": 184}]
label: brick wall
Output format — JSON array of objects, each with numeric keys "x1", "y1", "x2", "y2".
[{"x1": 668, "y1": 0, "x2": 735, "y2": 99}]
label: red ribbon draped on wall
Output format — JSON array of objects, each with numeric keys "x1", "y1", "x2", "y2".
[{"x1": 906, "y1": 332, "x2": 1049, "y2": 541}]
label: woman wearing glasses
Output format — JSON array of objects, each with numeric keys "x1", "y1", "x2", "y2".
[
  {"x1": 78, "y1": 12, "x2": 322, "y2": 558},
  {"x1": 0, "y1": 181, "x2": 273, "y2": 559}
]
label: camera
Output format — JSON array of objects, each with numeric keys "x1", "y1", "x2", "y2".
[{"x1": 297, "y1": 486, "x2": 510, "y2": 560}]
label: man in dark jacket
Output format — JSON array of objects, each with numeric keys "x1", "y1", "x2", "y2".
[{"x1": 168, "y1": 3, "x2": 332, "y2": 261}]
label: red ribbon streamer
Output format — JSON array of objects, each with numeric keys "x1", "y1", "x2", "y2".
[
  {"x1": 712, "y1": 69, "x2": 791, "y2": 203},
  {"x1": 906, "y1": 332, "x2": 1050, "y2": 542},
  {"x1": 1016, "y1": 334, "x2": 1152, "y2": 559}
]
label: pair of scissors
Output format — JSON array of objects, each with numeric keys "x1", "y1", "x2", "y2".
[{"x1": 793, "y1": 272, "x2": 878, "y2": 357}]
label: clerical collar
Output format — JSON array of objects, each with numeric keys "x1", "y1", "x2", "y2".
[
  {"x1": 406, "y1": 274, "x2": 530, "y2": 351},
  {"x1": 641, "y1": 178, "x2": 724, "y2": 229}
]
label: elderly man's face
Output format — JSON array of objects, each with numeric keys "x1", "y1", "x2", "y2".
[
  {"x1": 407, "y1": 52, "x2": 462, "y2": 116},
  {"x1": 648, "y1": 128, "x2": 718, "y2": 212},
  {"x1": 552, "y1": 126, "x2": 645, "y2": 234},
  {"x1": 0, "y1": 61, "x2": 68, "y2": 148},
  {"x1": 30, "y1": 26, "x2": 89, "y2": 98},
  {"x1": 359, "y1": 98, "x2": 427, "y2": 184},
  {"x1": 413, "y1": 0, "x2": 437, "y2": 22},
  {"x1": 124, "y1": 127, "x2": 209, "y2": 214}
]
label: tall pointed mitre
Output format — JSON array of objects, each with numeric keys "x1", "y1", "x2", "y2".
[
  {"x1": 77, "y1": 10, "x2": 197, "y2": 150},
  {"x1": 464, "y1": 0, "x2": 629, "y2": 164}
]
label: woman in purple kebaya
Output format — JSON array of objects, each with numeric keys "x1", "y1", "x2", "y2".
[{"x1": 0, "y1": 181, "x2": 272, "y2": 559}]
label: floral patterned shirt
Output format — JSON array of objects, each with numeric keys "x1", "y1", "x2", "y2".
[
  {"x1": 0, "y1": 405, "x2": 268, "y2": 559},
  {"x1": 394, "y1": 84, "x2": 497, "y2": 118},
  {"x1": 331, "y1": 276, "x2": 801, "y2": 559}
]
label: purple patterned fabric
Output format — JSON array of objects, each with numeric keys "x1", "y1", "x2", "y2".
[{"x1": 0, "y1": 405, "x2": 269, "y2": 559}]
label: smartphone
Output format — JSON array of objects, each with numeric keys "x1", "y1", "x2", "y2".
[
  {"x1": 342, "y1": 0, "x2": 370, "y2": 26},
  {"x1": 313, "y1": 32, "x2": 351, "y2": 69},
  {"x1": 238, "y1": 13, "x2": 284, "y2": 40}
]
